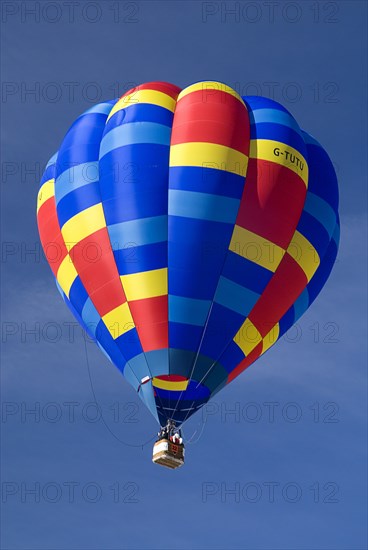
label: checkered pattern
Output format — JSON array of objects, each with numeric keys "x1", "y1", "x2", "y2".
[{"x1": 37, "y1": 83, "x2": 339, "y2": 427}]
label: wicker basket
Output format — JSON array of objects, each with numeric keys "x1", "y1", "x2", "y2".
[{"x1": 152, "y1": 439, "x2": 185, "y2": 469}]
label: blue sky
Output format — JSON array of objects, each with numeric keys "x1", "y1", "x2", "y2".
[{"x1": 1, "y1": 1, "x2": 367, "y2": 548}]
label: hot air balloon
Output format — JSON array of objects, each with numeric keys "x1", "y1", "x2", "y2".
[{"x1": 37, "y1": 81, "x2": 339, "y2": 469}]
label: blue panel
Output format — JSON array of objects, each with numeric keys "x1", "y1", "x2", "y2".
[
  {"x1": 128, "y1": 353, "x2": 153, "y2": 383},
  {"x1": 297, "y1": 210, "x2": 330, "y2": 257},
  {"x1": 84, "y1": 101, "x2": 116, "y2": 116},
  {"x1": 169, "y1": 295, "x2": 211, "y2": 327},
  {"x1": 113, "y1": 241, "x2": 167, "y2": 275},
  {"x1": 57, "y1": 181, "x2": 101, "y2": 227},
  {"x1": 82, "y1": 297, "x2": 101, "y2": 336},
  {"x1": 100, "y1": 122, "x2": 171, "y2": 158},
  {"x1": 169, "y1": 215, "x2": 233, "y2": 248},
  {"x1": 60, "y1": 114, "x2": 109, "y2": 151},
  {"x1": 243, "y1": 96, "x2": 290, "y2": 114},
  {"x1": 56, "y1": 144, "x2": 100, "y2": 172},
  {"x1": 155, "y1": 380, "x2": 211, "y2": 402},
  {"x1": 56, "y1": 280, "x2": 95, "y2": 341},
  {"x1": 191, "y1": 355, "x2": 228, "y2": 392},
  {"x1": 278, "y1": 305, "x2": 296, "y2": 337},
  {"x1": 99, "y1": 144, "x2": 169, "y2": 200},
  {"x1": 55, "y1": 107, "x2": 108, "y2": 217},
  {"x1": 169, "y1": 189, "x2": 240, "y2": 224},
  {"x1": 139, "y1": 383, "x2": 159, "y2": 423},
  {"x1": 302, "y1": 133, "x2": 339, "y2": 212},
  {"x1": 95, "y1": 321, "x2": 127, "y2": 373},
  {"x1": 41, "y1": 154, "x2": 57, "y2": 185},
  {"x1": 249, "y1": 122, "x2": 306, "y2": 154},
  {"x1": 293, "y1": 288, "x2": 310, "y2": 322},
  {"x1": 217, "y1": 340, "x2": 245, "y2": 373},
  {"x1": 332, "y1": 221, "x2": 340, "y2": 246},
  {"x1": 168, "y1": 267, "x2": 220, "y2": 301},
  {"x1": 55, "y1": 162, "x2": 99, "y2": 204},
  {"x1": 168, "y1": 349, "x2": 197, "y2": 376},
  {"x1": 168, "y1": 217, "x2": 234, "y2": 277},
  {"x1": 143, "y1": 349, "x2": 170, "y2": 377},
  {"x1": 115, "y1": 328, "x2": 143, "y2": 362},
  {"x1": 249, "y1": 108, "x2": 300, "y2": 132},
  {"x1": 200, "y1": 303, "x2": 245, "y2": 360},
  {"x1": 45, "y1": 152, "x2": 58, "y2": 170},
  {"x1": 99, "y1": 140, "x2": 169, "y2": 174},
  {"x1": 102, "y1": 190, "x2": 167, "y2": 225},
  {"x1": 222, "y1": 252, "x2": 273, "y2": 294},
  {"x1": 214, "y1": 276, "x2": 260, "y2": 316},
  {"x1": 307, "y1": 230, "x2": 339, "y2": 306},
  {"x1": 169, "y1": 322, "x2": 204, "y2": 352},
  {"x1": 303, "y1": 192, "x2": 337, "y2": 238},
  {"x1": 169, "y1": 166, "x2": 245, "y2": 199},
  {"x1": 278, "y1": 221, "x2": 339, "y2": 336},
  {"x1": 122, "y1": 363, "x2": 140, "y2": 390},
  {"x1": 169, "y1": 242, "x2": 221, "y2": 281},
  {"x1": 105, "y1": 103, "x2": 174, "y2": 132},
  {"x1": 68, "y1": 277, "x2": 89, "y2": 314},
  {"x1": 108, "y1": 215, "x2": 167, "y2": 249}
]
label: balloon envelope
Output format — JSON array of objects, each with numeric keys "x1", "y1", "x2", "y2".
[{"x1": 37, "y1": 81, "x2": 339, "y2": 426}]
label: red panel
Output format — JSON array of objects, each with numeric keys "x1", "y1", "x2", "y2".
[
  {"x1": 37, "y1": 197, "x2": 56, "y2": 227},
  {"x1": 71, "y1": 229, "x2": 121, "y2": 287},
  {"x1": 38, "y1": 215, "x2": 60, "y2": 245},
  {"x1": 249, "y1": 254, "x2": 307, "y2": 337},
  {"x1": 69, "y1": 228, "x2": 110, "y2": 270},
  {"x1": 43, "y1": 232, "x2": 68, "y2": 275},
  {"x1": 171, "y1": 89, "x2": 250, "y2": 156},
  {"x1": 236, "y1": 159, "x2": 306, "y2": 249},
  {"x1": 37, "y1": 200, "x2": 68, "y2": 275},
  {"x1": 39, "y1": 214, "x2": 66, "y2": 248},
  {"x1": 89, "y1": 278, "x2": 127, "y2": 317},
  {"x1": 70, "y1": 228, "x2": 126, "y2": 315},
  {"x1": 37, "y1": 203, "x2": 59, "y2": 240},
  {"x1": 137, "y1": 321, "x2": 169, "y2": 352},
  {"x1": 227, "y1": 342, "x2": 263, "y2": 383},
  {"x1": 120, "y1": 81, "x2": 181, "y2": 101},
  {"x1": 129, "y1": 295, "x2": 168, "y2": 325},
  {"x1": 156, "y1": 374, "x2": 187, "y2": 382},
  {"x1": 38, "y1": 193, "x2": 128, "y2": 320},
  {"x1": 128, "y1": 296, "x2": 168, "y2": 351}
]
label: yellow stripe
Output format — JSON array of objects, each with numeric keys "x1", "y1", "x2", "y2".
[
  {"x1": 250, "y1": 139, "x2": 308, "y2": 187},
  {"x1": 102, "y1": 302, "x2": 134, "y2": 339},
  {"x1": 262, "y1": 323, "x2": 280, "y2": 354},
  {"x1": 121, "y1": 268, "x2": 167, "y2": 301},
  {"x1": 230, "y1": 225, "x2": 285, "y2": 272},
  {"x1": 234, "y1": 318, "x2": 262, "y2": 356},
  {"x1": 152, "y1": 378, "x2": 189, "y2": 391},
  {"x1": 107, "y1": 90, "x2": 177, "y2": 121},
  {"x1": 56, "y1": 255, "x2": 78, "y2": 297},
  {"x1": 37, "y1": 179, "x2": 55, "y2": 213},
  {"x1": 170, "y1": 142, "x2": 248, "y2": 177},
  {"x1": 61, "y1": 203, "x2": 106, "y2": 246},
  {"x1": 287, "y1": 231, "x2": 320, "y2": 282},
  {"x1": 178, "y1": 81, "x2": 245, "y2": 105}
]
